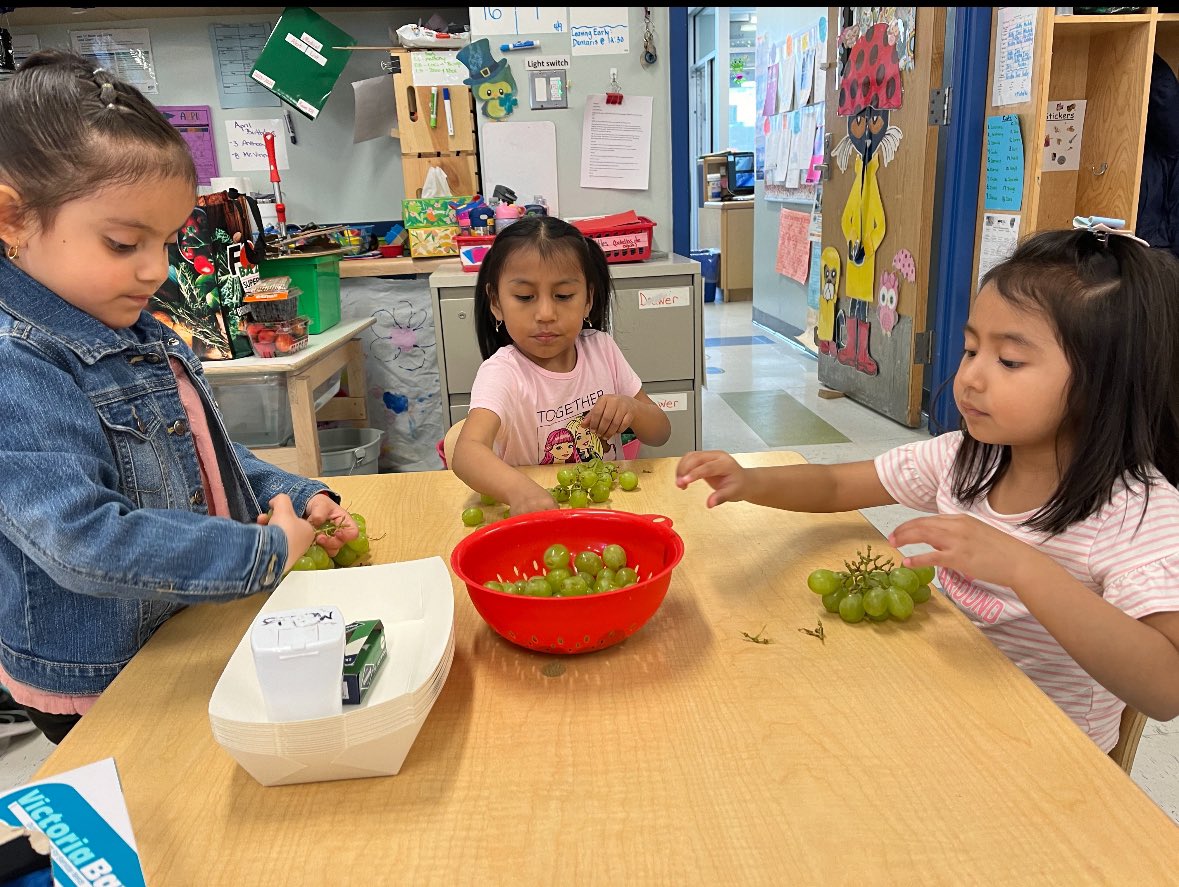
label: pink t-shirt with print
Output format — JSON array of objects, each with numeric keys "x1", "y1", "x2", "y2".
[
  {"x1": 875, "y1": 431, "x2": 1179, "y2": 752},
  {"x1": 468, "y1": 331, "x2": 642, "y2": 467}
]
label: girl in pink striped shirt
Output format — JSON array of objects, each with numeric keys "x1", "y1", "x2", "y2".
[{"x1": 677, "y1": 228, "x2": 1179, "y2": 751}]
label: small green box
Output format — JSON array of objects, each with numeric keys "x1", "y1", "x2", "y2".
[
  {"x1": 342, "y1": 619, "x2": 387, "y2": 705},
  {"x1": 259, "y1": 253, "x2": 341, "y2": 335}
]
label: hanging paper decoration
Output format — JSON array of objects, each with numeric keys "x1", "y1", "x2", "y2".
[
  {"x1": 818, "y1": 247, "x2": 841, "y2": 356},
  {"x1": 456, "y1": 38, "x2": 518, "y2": 119},
  {"x1": 877, "y1": 271, "x2": 900, "y2": 336},
  {"x1": 892, "y1": 247, "x2": 916, "y2": 282},
  {"x1": 839, "y1": 7, "x2": 917, "y2": 77}
]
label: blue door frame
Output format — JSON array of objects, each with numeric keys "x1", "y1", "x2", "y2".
[{"x1": 670, "y1": 8, "x2": 691, "y2": 259}]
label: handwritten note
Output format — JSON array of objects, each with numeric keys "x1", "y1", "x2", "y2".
[
  {"x1": 409, "y1": 51, "x2": 468, "y2": 87},
  {"x1": 468, "y1": 7, "x2": 568, "y2": 36},
  {"x1": 570, "y1": 7, "x2": 629, "y2": 55},
  {"x1": 993, "y1": 7, "x2": 1036, "y2": 107},
  {"x1": 1043, "y1": 99, "x2": 1087, "y2": 171},
  {"x1": 638, "y1": 286, "x2": 691, "y2": 310},
  {"x1": 979, "y1": 213, "x2": 1021, "y2": 286},
  {"x1": 224, "y1": 119, "x2": 288, "y2": 172},
  {"x1": 985, "y1": 115, "x2": 1024, "y2": 212},
  {"x1": 158, "y1": 106, "x2": 219, "y2": 185},
  {"x1": 776, "y1": 209, "x2": 811, "y2": 283}
]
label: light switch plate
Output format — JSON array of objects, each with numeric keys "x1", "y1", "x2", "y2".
[{"x1": 529, "y1": 70, "x2": 568, "y2": 110}]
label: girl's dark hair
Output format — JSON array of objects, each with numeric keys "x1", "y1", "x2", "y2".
[
  {"x1": 952, "y1": 228, "x2": 1179, "y2": 535},
  {"x1": 474, "y1": 215, "x2": 613, "y2": 359},
  {"x1": 0, "y1": 50, "x2": 196, "y2": 233}
]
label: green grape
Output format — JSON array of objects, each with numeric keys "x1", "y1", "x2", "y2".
[
  {"x1": 574, "y1": 550, "x2": 604, "y2": 576},
  {"x1": 602, "y1": 544, "x2": 627, "y2": 571},
  {"x1": 333, "y1": 545, "x2": 360, "y2": 568},
  {"x1": 618, "y1": 470, "x2": 639, "y2": 491},
  {"x1": 291, "y1": 555, "x2": 316, "y2": 571},
  {"x1": 914, "y1": 565, "x2": 936, "y2": 585},
  {"x1": 576, "y1": 570, "x2": 596, "y2": 586},
  {"x1": 594, "y1": 575, "x2": 615, "y2": 594},
  {"x1": 350, "y1": 512, "x2": 367, "y2": 534},
  {"x1": 886, "y1": 587, "x2": 915, "y2": 621},
  {"x1": 561, "y1": 576, "x2": 590, "y2": 597},
  {"x1": 557, "y1": 468, "x2": 577, "y2": 487},
  {"x1": 544, "y1": 544, "x2": 570, "y2": 570},
  {"x1": 502, "y1": 508, "x2": 511, "y2": 519},
  {"x1": 867, "y1": 611, "x2": 890, "y2": 622},
  {"x1": 868, "y1": 570, "x2": 891, "y2": 586},
  {"x1": 807, "y1": 568, "x2": 840, "y2": 595},
  {"x1": 613, "y1": 566, "x2": 638, "y2": 588},
  {"x1": 589, "y1": 482, "x2": 611, "y2": 503},
  {"x1": 511, "y1": 580, "x2": 527, "y2": 595},
  {"x1": 909, "y1": 583, "x2": 932, "y2": 605},
  {"x1": 889, "y1": 567, "x2": 920, "y2": 595},
  {"x1": 306, "y1": 544, "x2": 331, "y2": 570},
  {"x1": 345, "y1": 534, "x2": 370, "y2": 555},
  {"x1": 839, "y1": 592, "x2": 866, "y2": 624},
  {"x1": 568, "y1": 489, "x2": 590, "y2": 508},
  {"x1": 551, "y1": 486, "x2": 570, "y2": 504},
  {"x1": 461, "y1": 507, "x2": 484, "y2": 527},
  {"x1": 597, "y1": 473, "x2": 612, "y2": 488},
  {"x1": 863, "y1": 586, "x2": 890, "y2": 619},
  {"x1": 579, "y1": 469, "x2": 599, "y2": 489},
  {"x1": 597, "y1": 567, "x2": 616, "y2": 588},
  {"x1": 485, "y1": 580, "x2": 505, "y2": 592},
  {"x1": 545, "y1": 567, "x2": 572, "y2": 593},
  {"x1": 821, "y1": 589, "x2": 847, "y2": 614},
  {"x1": 479, "y1": 493, "x2": 497, "y2": 506},
  {"x1": 526, "y1": 577, "x2": 553, "y2": 597}
]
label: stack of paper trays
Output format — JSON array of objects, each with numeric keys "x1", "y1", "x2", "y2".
[{"x1": 208, "y1": 556, "x2": 455, "y2": 787}]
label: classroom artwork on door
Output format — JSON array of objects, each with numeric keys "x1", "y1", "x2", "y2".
[{"x1": 832, "y1": 19, "x2": 905, "y2": 376}]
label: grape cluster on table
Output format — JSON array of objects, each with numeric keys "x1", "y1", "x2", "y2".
[
  {"x1": 461, "y1": 459, "x2": 640, "y2": 527},
  {"x1": 807, "y1": 546, "x2": 936, "y2": 624},
  {"x1": 290, "y1": 512, "x2": 372, "y2": 570}
]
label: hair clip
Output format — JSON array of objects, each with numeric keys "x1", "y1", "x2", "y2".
[{"x1": 1071, "y1": 215, "x2": 1150, "y2": 247}]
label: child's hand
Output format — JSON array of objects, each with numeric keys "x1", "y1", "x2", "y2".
[
  {"x1": 583, "y1": 394, "x2": 637, "y2": 441},
  {"x1": 303, "y1": 493, "x2": 358, "y2": 557},
  {"x1": 889, "y1": 514, "x2": 1049, "y2": 589},
  {"x1": 258, "y1": 494, "x2": 316, "y2": 575},
  {"x1": 675, "y1": 451, "x2": 749, "y2": 508},
  {"x1": 510, "y1": 485, "x2": 560, "y2": 516}
]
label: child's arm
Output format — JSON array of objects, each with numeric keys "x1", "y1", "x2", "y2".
[
  {"x1": 451, "y1": 408, "x2": 558, "y2": 515},
  {"x1": 890, "y1": 515, "x2": 1179, "y2": 722},
  {"x1": 583, "y1": 390, "x2": 671, "y2": 447},
  {"x1": 676, "y1": 450, "x2": 896, "y2": 511}
]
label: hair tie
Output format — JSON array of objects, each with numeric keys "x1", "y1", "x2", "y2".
[{"x1": 98, "y1": 82, "x2": 117, "y2": 105}]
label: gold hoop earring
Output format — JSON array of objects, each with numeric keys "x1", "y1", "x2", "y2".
[{"x1": 5, "y1": 243, "x2": 19, "y2": 261}]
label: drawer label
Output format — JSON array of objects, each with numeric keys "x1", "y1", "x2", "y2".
[
  {"x1": 653, "y1": 392, "x2": 688, "y2": 412},
  {"x1": 638, "y1": 286, "x2": 691, "y2": 309}
]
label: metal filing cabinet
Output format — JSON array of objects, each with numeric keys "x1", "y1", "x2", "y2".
[{"x1": 430, "y1": 254, "x2": 703, "y2": 457}]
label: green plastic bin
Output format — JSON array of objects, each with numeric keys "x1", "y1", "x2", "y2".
[{"x1": 259, "y1": 253, "x2": 341, "y2": 335}]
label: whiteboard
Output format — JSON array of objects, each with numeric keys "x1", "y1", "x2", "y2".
[{"x1": 478, "y1": 120, "x2": 560, "y2": 216}]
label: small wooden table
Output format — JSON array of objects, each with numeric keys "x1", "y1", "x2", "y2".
[
  {"x1": 34, "y1": 454, "x2": 1179, "y2": 883},
  {"x1": 202, "y1": 317, "x2": 376, "y2": 476},
  {"x1": 699, "y1": 199, "x2": 754, "y2": 300}
]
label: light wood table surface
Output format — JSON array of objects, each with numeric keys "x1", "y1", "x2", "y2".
[
  {"x1": 202, "y1": 317, "x2": 376, "y2": 476},
  {"x1": 34, "y1": 454, "x2": 1179, "y2": 884}
]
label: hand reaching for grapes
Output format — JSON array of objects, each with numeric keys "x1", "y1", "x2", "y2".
[
  {"x1": 258, "y1": 494, "x2": 316, "y2": 575},
  {"x1": 510, "y1": 483, "x2": 561, "y2": 517},
  {"x1": 302, "y1": 492, "x2": 358, "y2": 557},
  {"x1": 675, "y1": 450, "x2": 750, "y2": 508},
  {"x1": 889, "y1": 513, "x2": 1049, "y2": 590},
  {"x1": 583, "y1": 394, "x2": 637, "y2": 440}
]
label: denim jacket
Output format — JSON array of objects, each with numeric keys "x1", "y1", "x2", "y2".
[{"x1": 0, "y1": 257, "x2": 333, "y2": 696}]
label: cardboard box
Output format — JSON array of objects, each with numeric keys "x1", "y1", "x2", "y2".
[
  {"x1": 408, "y1": 226, "x2": 461, "y2": 258},
  {"x1": 342, "y1": 619, "x2": 388, "y2": 705}
]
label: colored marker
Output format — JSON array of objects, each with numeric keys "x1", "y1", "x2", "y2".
[
  {"x1": 429, "y1": 86, "x2": 438, "y2": 128},
  {"x1": 443, "y1": 87, "x2": 454, "y2": 137},
  {"x1": 500, "y1": 40, "x2": 539, "y2": 51}
]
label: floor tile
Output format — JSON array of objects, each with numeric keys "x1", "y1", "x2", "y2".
[{"x1": 718, "y1": 390, "x2": 850, "y2": 446}]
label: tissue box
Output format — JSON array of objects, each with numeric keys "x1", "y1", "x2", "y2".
[
  {"x1": 408, "y1": 226, "x2": 461, "y2": 258},
  {"x1": 401, "y1": 196, "x2": 469, "y2": 228},
  {"x1": 342, "y1": 619, "x2": 388, "y2": 705}
]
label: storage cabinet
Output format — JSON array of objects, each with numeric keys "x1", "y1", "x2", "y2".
[{"x1": 430, "y1": 255, "x2": 704, "y2": 457}]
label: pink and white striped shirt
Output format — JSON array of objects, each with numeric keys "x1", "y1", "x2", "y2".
[{"x1": 876, "y1": 431, "x2": 1179, "y2": 752}]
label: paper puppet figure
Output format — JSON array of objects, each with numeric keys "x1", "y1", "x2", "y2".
[
  {"x1": 456, "y1": 38, "x2": 518, "y2": 119},
  {"x1": 817, "y1": 247, "x2": 841, "y2": 356},
  {"x1": 877, "y1": 271, "x2": 899, "y2": 336},
  {"x1": 832, "y1": 22, "x2": 904, "y2": 376}
]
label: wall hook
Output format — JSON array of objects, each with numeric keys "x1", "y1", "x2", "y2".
[{"x1": 1089, "y1": 161, "x2": 1108, "y2": 177}]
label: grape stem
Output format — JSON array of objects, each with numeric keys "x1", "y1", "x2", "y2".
[
  {"x1": 840, "y1": 544, "x2": 896, "y2": 594},
  {"x1": 797, "y1": 619, "x2": 826, "y2": 644},
  {"x1": 741, "y1": 625, "x2": 773, "y2": 644}
]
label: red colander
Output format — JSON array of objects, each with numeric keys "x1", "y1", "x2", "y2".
[{"x1": 450, "y1": 509, "x2": 684, "y2": 654}]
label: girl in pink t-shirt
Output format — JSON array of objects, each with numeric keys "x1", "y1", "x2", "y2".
[
  {"x1": 676, "y1": 228, "x2": 1179, "y2": 751},
  {"x1": 453, "y1": 216, "x2": 671, "y2": 515}
]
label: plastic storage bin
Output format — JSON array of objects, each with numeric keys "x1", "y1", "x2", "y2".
[
  {"x1": 259, "y1": 253, "x2": 341, "y2": 335},
  {"x1": 691, "y1": 248, "x2": 721, "y2": 302},
  {"x1": 211, "y1": 372, "x2": 342, "y2": 449}
]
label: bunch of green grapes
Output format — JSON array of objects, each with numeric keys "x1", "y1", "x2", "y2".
[
  {"x1": 290, "y1": 512, "x2": 372, "y2": 570},
  {"x1": 550, "y1": 458, "x2": 639, "y2": 508},
  {"x1": 484, "y1": 541, "x2": 639, "y2": 597},
  {"x1": 806, "y1": 545, "x2": 935, "y2": 625}
]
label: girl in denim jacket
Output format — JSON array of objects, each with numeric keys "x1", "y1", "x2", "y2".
[{"x1": 0, "y1": 52, "x2": 358, "y2": 743}]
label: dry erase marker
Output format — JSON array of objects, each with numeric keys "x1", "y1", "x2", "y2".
[
  {"x1": 500, "y1": 40, "x2": 539, "y2": 51},
  {"x1": 443, "y1": 87, "x2": 454, "y2": 137},
  {"x1": 284, "y1": 111, "x2": 297, "y2": 146},
  {"x1": 429, "y1": 87, "x2": 438, "y2": 128}
]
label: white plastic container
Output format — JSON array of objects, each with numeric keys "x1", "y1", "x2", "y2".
[
  {"x1": 250, "y1": 606, "x2": 346, "y2": 723},
  {"x1": 706, "y1": 173, "x2": 722, "y2": 200}
]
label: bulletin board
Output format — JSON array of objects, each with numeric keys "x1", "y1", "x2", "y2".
[{"x1": 479, "y1": 120, "x2": 561, "y2": 216}]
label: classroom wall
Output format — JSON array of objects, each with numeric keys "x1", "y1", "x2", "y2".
[
  {"x1": 751, "y1": 5, "x2": 825, "y2": 338},
  {"x1": 9, "y1": 8, "x2": 466, "y2": 225}
]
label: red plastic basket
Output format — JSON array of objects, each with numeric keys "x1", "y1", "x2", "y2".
[
  {"x1": 450, "y1": 509, "x2": 684, "y2": 654},
  {"x1": 572, "y1": 213, "x2": 656, "y2": 263},
  {"x1": 456, "y1": 234, "x2": 496, "y2": 272}
]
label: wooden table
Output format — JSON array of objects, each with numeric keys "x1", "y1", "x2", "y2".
[
  {"x1": 202, "y1": 317, "x2": 376, "y2": 476},
  {"x1": 35, "y1": 454, "x2": 1179, "y2": 884}
]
